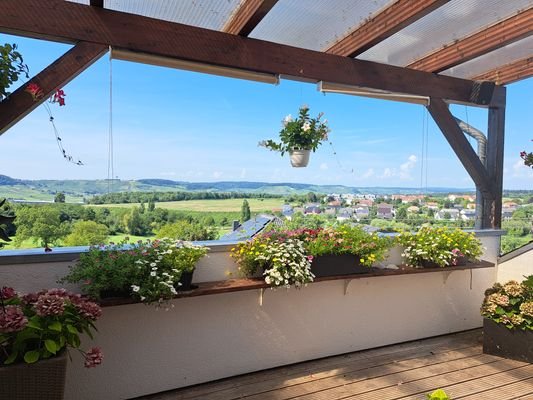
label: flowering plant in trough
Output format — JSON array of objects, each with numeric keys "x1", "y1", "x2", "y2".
[
  {"x1": 60, "y1": 238, "x2": 208, "y2": 305},
  {"x1": 481, "y1": 276, "x2": 533, "y2": 331},
  {"x1": 0, "y1": 287, "x2": 102, "y2": 367},
  {"x1": 398, "y1": 226, "x2": 483, "y2": 267},
  {"x1": 259, "y1": 105, "x2": 330, "y2": 155}
]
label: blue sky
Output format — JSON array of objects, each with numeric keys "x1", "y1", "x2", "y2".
[{"x1": 1, "y1": 34, "x2": 532, "y2": 189}]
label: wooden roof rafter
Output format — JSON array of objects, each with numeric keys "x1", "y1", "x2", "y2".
[
  {"x1": 408, "y1": 7, "x2": 533, "y2": 73},
  {"x1": 0, "y1": 0, "x2": 497, "y2": 107},
  {"x1": 326, "y1": 0, "x2": 451, "y2": 57},
  {"x1": 223, "y1": 0, "x2": 278, "y2": 36},
  {"x1": 472, "y1": 56, "x2": 533, "y2": 85}
]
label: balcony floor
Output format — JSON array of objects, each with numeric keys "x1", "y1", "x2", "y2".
[{"x1": 136, "y1": 329, "x2": 533, "y2": 400}]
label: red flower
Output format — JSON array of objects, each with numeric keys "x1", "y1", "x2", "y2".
[
  {"x1": 0, "y1": 287, "x2": 16, "y2": 300},
  {"x1": 51, "y1": 88, "x2": 66, "y2": 106},
  {"x1": 25, "y1": 83, "x2": 44, "y2": 101},
  {"x1": 84, "y1": 347, "x2": 104, "y2": 368}
]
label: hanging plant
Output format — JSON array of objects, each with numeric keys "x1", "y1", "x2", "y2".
[
  {"x1": 520, "y1": 141, "x2": 533, "y2": 168},
  {"x1": 259, "y1": 105, "x2": 330, "y2": 167},
  {"x1": 0, "y1": 43, "x2": 29, "y2": 101},
  {"x1": 0, "y1": 199, "x2": 15, "y2": 247}
]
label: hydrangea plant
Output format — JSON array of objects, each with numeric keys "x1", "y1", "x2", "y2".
[
  {"x1": 0, "y1": 287, "x2": 102, "y2": 367},
  {"x1": 481, "y1": 276, "x2": 533, "y2": 330}
]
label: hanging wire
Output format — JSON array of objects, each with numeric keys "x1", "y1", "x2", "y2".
[
  {"x1": 43, "y1": 100, "x2": 83, "y2": 165},
  {"x1": 107, "y1": 47, "x2": 115, "y2": 194}
]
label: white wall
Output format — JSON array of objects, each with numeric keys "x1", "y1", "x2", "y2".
[
  {"x1": 497, "y1": 246, "x2": 533, "y2": 282},
  {"x1": 0, "y1": 236, "x2": 502, "y2": 400}
]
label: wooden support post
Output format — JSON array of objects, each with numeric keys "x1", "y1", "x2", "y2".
[
  {"x1": 481, "y1": 87, "x2": 506, "y2": 229},
  {"x1": 427, "y1": 98, "x2": 495, "y2": 198},
  {"x1": 0, "y1": 42, "x2": 107, "y2": 136}
]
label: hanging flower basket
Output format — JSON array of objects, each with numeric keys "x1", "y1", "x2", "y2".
[
  {"x1": 260, "y1": 105, "x2": 330, "y2": 168},
  {"x1": 289, "y1": 149, "x2": 311, "y2": 167}
]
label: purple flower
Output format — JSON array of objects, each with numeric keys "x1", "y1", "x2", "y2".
[
  {"x1": 0, "y1": 287, "x2": 16, "y2": 300},
  {"x1": 84, "y1": 347, "x2": 104, "y2": 368},
  {"x1": 74, "y1": 300, "x2": 102, "y2": 321},
  {"x1": 0, "y1": 305, "x2": 28, "y2": 333},
  {"x1": 34, "y1": 294, "x2": 66, "y2": 317}
]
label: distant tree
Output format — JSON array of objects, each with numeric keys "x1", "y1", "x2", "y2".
[
  {"x1": 395, "y1": 207, "x2": 407, "y2": 221},
  {"x1": 443, "y1": 212, "x2": 451, "y2": 220},
  {"x1": 14, "y1": 205, "x2": 68, "y2": 248},
  {"x1": 220, "y1": 217, "x2": 229, "y2": 226},
  {"x1": 54, "y1": 192, "x2": 66, "y2": 203},
  {"x1": 156, "y1": 220, "x2": 216, "y2": 241},
  {"x1": 241, "y1": 200, "x2": 251, "y2": 222},
  {"x1": 148, "y1": 199, "x2": 156, "y2": 212},
  {"x1": 139, "y1": 201, "x2": 145, "y2": 214},
  {"x1": 124, "y1": 207, "x2": 150, "y2": 236},
  {"x1": 427, "y1": 208, "x2": 435, "y2": 218},
  {"x1": 306, "y1": 192, "x2": 318, "y2": 203},
  {"x1": 63, "y1": 220, "x2": 109, "y2": 246}
]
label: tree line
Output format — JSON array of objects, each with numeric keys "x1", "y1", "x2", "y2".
[{"x1": 86, "y1": 191, "x2": 282, "y2": 204}]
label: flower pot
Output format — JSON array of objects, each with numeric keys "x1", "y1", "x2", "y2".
[
  {"x1": 289, "y1": 149, "x2": 310, "y2": 167},
  {"x1": 483, "y1": 318, "x2": 533, "y2": 363},
  {"x1": 100, "y1": 288, "x2": 131, "y2": 299},
  {"x1": 311, "y1": 254, "x2": 369, "y2": 277},
  {"x1": 0, "y1": 351, "x2": 67, "y2": 400},
  {"x1": 176, "y1": 271, "x2": 196, "y2": 291},
  {"x1": 420, "y1": 256, "x2": 468, "y2": 268}
]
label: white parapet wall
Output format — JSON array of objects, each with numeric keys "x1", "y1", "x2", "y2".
[
  {"x1": 0, "y1": 232, "x2": 502, "y2": 400},
  {"x1": 497, "y1": 242, "x2": 533, "y2": 282}
]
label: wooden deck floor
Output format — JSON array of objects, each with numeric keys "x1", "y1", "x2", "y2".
[{"x1": 136, "y1": 330, "x2": 533, "y2": 400}]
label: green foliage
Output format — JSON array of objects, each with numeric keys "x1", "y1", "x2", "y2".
[
  {"x1": 59, "y1": 238, "x2": 208, "y2": 304},
  {"x1": 398, "y1": 227, "x2": 483, "y2": 267},
  {"x1": 241, "y1": 199, "x2": 251, "y2": 222},
  {"x1": 500, "y1": 235, "x2": 532, "y2": 254},
  {"x1": 427, "y1": 389, "x2": 450, "y2": 400},
  {"x1": 63, "y1": 220, "x2": 109, "y2": 246},
  {"x1": 260, "y1": 105, "x2": 330, "y2": 155},
  {"x1": 0, "y1": 198, "x2": 15, "y2": 247},
  {"x1": 231, "y1": 226, "x2": 393, "y2": 283},
  {"x1": 14, "y1": 205, "x2": 68, "y2": 248},
  {"x1": 0, "y1": 288, "x2": 101, "y2": 366},
  {"x1": 481, "y1": 276, "x2": 532, "y2": 330},
  {"x1": 54, "y1": 192, "x2": 66, "y2": 203},
  {"x1": 0, "y1": 43, "x2": 29, "y2": 100},
  {"x1": 156, "y1": 220, "x2": 216, "y2": 241}
]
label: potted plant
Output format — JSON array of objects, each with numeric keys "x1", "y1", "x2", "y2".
[
  {"x1": 0, "y1": 287, "x2": 102, "y2": 399},
  {"x1": 480, "y1": 276, "x2": 532, "y2": 363},
  {"x1": 259, "y1": 105, "x2": 330, "y2": 167},
  {"x1": 398, "y1": 227, "x2": 483, "y2": 268},
  {"x1": 60, "y1": 238, "x2": 208, "y2": 305},
  {"x1": 231, "y1": 237, "x2": 315, "y2": 288},
  {"x1": 231, "y1": 226, "x2": 393, "y2": 282}
]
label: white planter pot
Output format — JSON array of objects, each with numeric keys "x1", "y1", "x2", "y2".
[{"x1": 289, "y1": 149, "x2": 311, "y2": 167}]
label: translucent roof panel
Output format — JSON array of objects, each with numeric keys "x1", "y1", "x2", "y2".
[
  {"x1": 104, "y1": 0, "x2": 242, "y2": 30},
  {"x1": 250, "y1": 0, "x2": 395, "y2": 51},
  {"x1": 441, "y1": 37, "x2": 533, "y2": 80},
  {"x1": 358, "y1": 0, "x2": 533, "y2": 66}
]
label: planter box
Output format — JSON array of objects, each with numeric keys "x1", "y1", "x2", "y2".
[
  {"x1": 311, "y1": 254, "x2": 369, "y2": 277},
  {"x1": 0, "y1": 351, "x2": 67, "y2": 400},
  {"x1": 483, "y1": 318, "x2": 533, "y2": 363}
]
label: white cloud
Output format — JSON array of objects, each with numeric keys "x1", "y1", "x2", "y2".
[
  {"x1": 399, "y1": 154, "x2": 417, "y2": 180},
  {"x1": 240, "y1": 168, "x2": 247, "y2": 179},
  {"x1": 212, "y1": 171, "x2": 223, "y2": 179},
  {"x1": 319, "y1": 163, "x2": 329, "y2": 170},
  {"x1": 361, "y1": 168, "x2": 374, "y2": 179}
]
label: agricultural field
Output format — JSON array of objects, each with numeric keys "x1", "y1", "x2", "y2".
[{"x1": 90, "y1": 198, "x2": 286, "y2": 213}]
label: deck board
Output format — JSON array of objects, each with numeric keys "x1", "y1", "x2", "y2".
[{"x1": 135, "y1": 329, "x2": 533, "y2": 400}]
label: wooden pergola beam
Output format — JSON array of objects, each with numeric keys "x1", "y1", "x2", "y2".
[
  {"x1": 0, "y1": 0, "x2": 495, "y2": 106},
  {"x1": 0, "y1": 41, "x2": 107, "y2": 136},
  {"x1": 427, "y1": 98, "x2": 496, "y2": 198},
  {"x1": 408, "y1": 8, "x2": 533, "y2": 73},
  {"x1": 326, "y1": 0, "x2": 450, "y2": 57},
  {"x1": 223, "y1": 0, "x2": 278, "y2": 36},
  {"x1": 472, "y1": 56, "x2": 533, "y2": 85}
]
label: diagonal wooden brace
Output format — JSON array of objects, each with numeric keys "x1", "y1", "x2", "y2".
[
  {"x1": 0, "y1": 41, "x2": 108, "y2": 136},
  {"x1": 427, "y1": 98, "x2": 496, "y2": 199}
]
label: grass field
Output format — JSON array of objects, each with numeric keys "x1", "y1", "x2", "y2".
[{"x1": 91, "y1": 198, "x2": 286, "y2": 212}]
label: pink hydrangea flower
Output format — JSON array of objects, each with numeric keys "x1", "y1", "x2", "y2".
[
  {"x1": 0, "y1": 305, "x2": 28, "y2": 333},
  {"x1": 84, "y1": 347, "x2": 104, "y2": 368},
  {"x1": 34, "y1": 294, "x2": 66, "y2": 317}
]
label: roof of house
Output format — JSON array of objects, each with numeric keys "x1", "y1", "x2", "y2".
[{"x1": 219, "y1": 214, "x2": 281, "y2": 241}]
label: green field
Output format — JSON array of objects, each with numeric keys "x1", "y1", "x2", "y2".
[{"x1": 91, "y1": 198, "x2": 286, "y2": 212}]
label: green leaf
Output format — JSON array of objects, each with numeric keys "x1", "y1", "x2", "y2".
[
  {"x1": 4, "y1": 351, "x2": 18, "y2": 365},
  {"x1": 66, "y1": 324, "x2": 78, "y2": 334},
  {"x1": 44, "y1": 339, "x2": 57, "y2": 354},
  {"x1": 48, "y1": 321, "x2": 62, "y2": 332},
  {"x1": 26, "y1": 319, "x2": 43, "y2": 330},
  {"x1": 24, "y1": 350, "x2": 40, "y2": 364},
  {"x1": 495, "y1": 306, "x2": 505, "y2": 315},
  {"x1": 509, "y1": 297, "x2": 521, "y2": 305}
]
